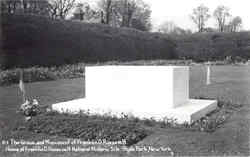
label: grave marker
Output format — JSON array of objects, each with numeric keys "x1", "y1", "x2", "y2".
[
  {"x1": 206, "y1": 62, "x2": 211, "y2": 85},
  {"x1": 52, "y1": 66, "x2": 217, "y2": 123}
]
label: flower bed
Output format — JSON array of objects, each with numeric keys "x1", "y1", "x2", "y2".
[
  {"x1": 25, "y1": 111, "x2": 151, "y2": 146},
  {"x1": 12, "y1": 98, "x2": 243, "y2": 148}
]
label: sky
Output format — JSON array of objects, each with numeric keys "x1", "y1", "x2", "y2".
[
  {"x1": 83, "y1": 0, "x2": 250, "y2": 32},
  {"x1": 143, "y1": 0, "x2": 250, "y2": 32}
]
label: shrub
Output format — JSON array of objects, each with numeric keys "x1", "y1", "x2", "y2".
[
  {"x1": 0, "y1": 68, "x2": 57, "y2": 86},
  {"x1": 0, "y1": 63, "x2": 85, "y2": 86},
  {"x1": 1, "y1": 14, "x2": 177, "y2": 69},
  {"x1": 175, "y1": 32, "x2": 250, "y2": 62},
  {"x1": 183, "y1": 98, "x2": 244, "y2": 132}
]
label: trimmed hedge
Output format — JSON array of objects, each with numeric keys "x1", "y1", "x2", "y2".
[
  {"x1": 174, "y1": 32, "x2": 250, "y2": 62},
  {"x1": 1, "y1": 13, "x2": 177, "y2": 69}
]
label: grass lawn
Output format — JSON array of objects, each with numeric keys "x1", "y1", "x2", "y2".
[{"x1": 0, "y1": 65, "x2": 250, "y2": 156}]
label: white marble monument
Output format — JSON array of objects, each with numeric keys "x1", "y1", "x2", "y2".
[{"x1": 52, "y1": 66, "x2": 217, "y2": 123}]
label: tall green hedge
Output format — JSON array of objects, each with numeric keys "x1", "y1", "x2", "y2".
[
  {"x1": 0, "y1": 14, "x2": 177, "y2": 69},
  {"x1": 175, "y1": 32, "x2": 250, "y2": 62}
]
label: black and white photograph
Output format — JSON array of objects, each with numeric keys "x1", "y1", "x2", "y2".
[{"x1": 0, "y1": 0, "x2": 250, "y2": 156}]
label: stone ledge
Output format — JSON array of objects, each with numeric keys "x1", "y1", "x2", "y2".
[{"x1": 52, "y1": 99, "x2": 217, "y2": 124}]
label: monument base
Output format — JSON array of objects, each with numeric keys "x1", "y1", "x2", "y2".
[{"x1": 52, "y1": 99, "x2": 217, "y2": 124}]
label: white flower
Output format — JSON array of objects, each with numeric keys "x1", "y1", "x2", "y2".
[
  {"x1": 20, "y1": 100, "x2": 30, "y2": 111},
  {"x1": 46, "y1": 108, "x2": 52, "y2": 112},
  {"x1": 32, "y1": 99, "x2": 39, "y2": 106},
  {"x1": 22, "y1": 100, "x2": 30, "y2": 106},
  {"x1": 25, "y1": 117, "x2": 31, "y2": 121},
  {"x1": 20, "y1": 99, "x2": 40, "y2": 117},
  {"x1": 170, "y1": 151, "x2": 174, "y2": 156}
]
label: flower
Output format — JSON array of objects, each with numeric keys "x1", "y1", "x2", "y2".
[
  {"x1": 19, "y1": 98, "x2": 40, "y2": 117},
  {"x1": 20, "y1": 100, "x2": 31, "y2": 111},
  {"x1": 170, "y1": 151, "x2": 174, "y2": 156},
  {"x1": 46, "y1": 108, "x2": 52, "y2": 112},
  {"x1": 25, "y1": 117, "x2": 31, "y2": 121},
  {"x1": 32, "y1": 99, "x2": 39, "y2": 106}
]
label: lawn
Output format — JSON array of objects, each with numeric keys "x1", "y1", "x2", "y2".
[{"x1": 0, "y1": 65, "x2": 250, "y2": 156}]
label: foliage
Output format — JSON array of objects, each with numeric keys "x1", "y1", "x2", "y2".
[
  {"x1": 0, "y1": 0, "x2": 76, "y2": 19},
  {"x1": 158, "y1": 21, "x2": 192, "y2": 35},
  {"x1": 18, "y1": 99, "x2": 41, "y2": 117},
  {"x1": 71, "y1": 2, "x2": 99, "y2": 22},
  {"x1": 13, "y1": 98, "x2": 241, "y2": 149},
  {"x1": 97, "y1": 0, "x2": 114, "y2": 25},
  {"x1": 129, "y1": 0, "x2": 152, "y2": 31},
  {"x1": 24, "y1": 111, "x2": 151, "y2": 146},
  {"x1": 227, "y1": 16, "x2": 242, "y2": 32},
  {"x1": 175, "y1": 32, "x2": 250, "y2": 62},
  {"x1": 188, "y1": 98, "x2": 243, "y2": 132},
  {"x1": 49, "y1": 0, "x2": 76, "y2": 19},
  {"x1": 97, "y1": 0, "x2": 152, "y2": 31},
  {"x1": 0, "y1": 58, "x2": 248, "y2": 86},
  {"x1": 1, "y1": 13, "x2": 176, "y2": 69},
  {"x1": 213, "y1": 5, "x2": 231, "y2": 32},
  {"x1": 0, "y1": 59, "x2": 198, "y2": 86},
  {"x1": 158, "y1": 21, "x2": 177, "y2": 34},
  {"x1": 0, "y1": 68, "x2": 55, "y2": 86},
  {"x1": 190, "y1": 4, "x2": 210, "y2": 32},
  {"x1": 0, "y1": 0, "x2": 50, "y2": 16},
  {"x1": 0, "y1": 63, "x2": 85, "y2": 86},
  {"x1": 131, "y1": 18, "x2": 151, "y2": 31}
]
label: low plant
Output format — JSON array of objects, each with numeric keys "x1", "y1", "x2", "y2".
[
  {"x1": 179, "y1": 99, "x2": 243, "y2": 132},
  {"x1": 0, "y1": 68, "x2": 56, "y2": 86},
  {"x1": 0, "y1": 63, "x2": 85, "y2": 86},
  {"x1": 22, "y1": 111, "x2": 150, "y2": 146},
  {"x1": 12, "y1": 97, "x2": 242, "y2": 147}
]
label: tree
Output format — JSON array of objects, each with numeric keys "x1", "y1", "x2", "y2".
[
  {"x1": 158, "y1": 21, "x2": 177, "y2": 34},
  {"x1": 120, "y1": 0, "x2": 137, "y2": 27},
  {"x1": 97, "y1": 0, "x2": 115, "y2": 24},
  {"x1": 104, "y1": 0, "x2": 137, "y2": 27},
  {"x1": 115, "y1": 0, "x2": 151, "y2": 30},
  {"x1": 97, "y1": 0, "x2": 151, "y2": 31},
  {"x1": 190, "y1": 4, "x2": 210, "y2": 32},
  {"x1": 1, "y1": 0, "x2": 21, "y2": 14},
  {"x1": 25, "y1": 0, "x2": 50, "y2": 15},
  {"x1": 203, "y1": 27, "x2": 217, "y2": 32},
  {"x1": 130, "y1": 0, "x2": 151, "y2": 31},
  {"x1": 71, "y1": 2, "x2": 98, "y2": 22},
  {"x1": 48, "y1": 0, "x2": 76, "y2": 19},
  {"x1": 131, "y1": 17, "x2": 151, "y2": 31},
  {"x1": 158, "y1": 21, "x2": 192, "y2": 35},
  {"x1": 1, "y1": 0, "x2": 50, "y2": 15},
  {"x1": 213, "y1": 5, "x2": 231, "y2": 32},
  {"x1": 0, "y1": 0, "x2": 22, "y2": 14},
  {"x1": 228, "y1": 16, "x2": 242, "y2": 32}
]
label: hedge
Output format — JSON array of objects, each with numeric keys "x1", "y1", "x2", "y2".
[{"x1": 1, "y1": 13, "x2": 177, "y2": 69}]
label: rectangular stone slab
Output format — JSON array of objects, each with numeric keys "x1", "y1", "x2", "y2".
[
  {"x1": 85, "y1": 66, "x2": 189, "y2": 111},
  {"x1": 52, "y1": 98, "x2": 218, "y2": 124}
]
